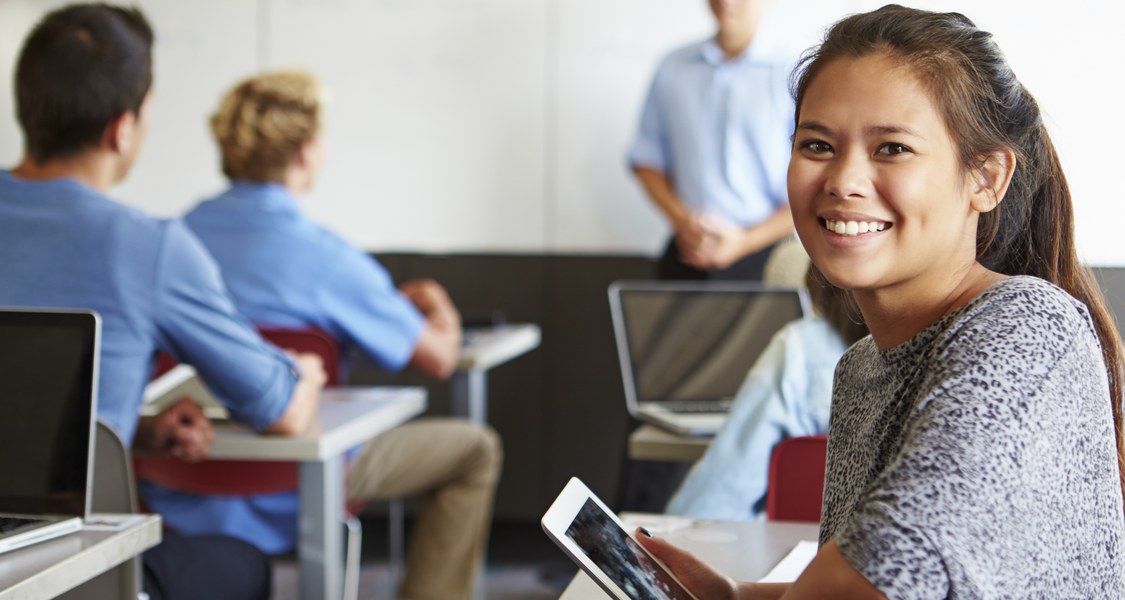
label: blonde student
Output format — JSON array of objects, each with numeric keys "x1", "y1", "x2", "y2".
[{"x1": 637, "y1": 5, "x2": 1125, "y2": 597}]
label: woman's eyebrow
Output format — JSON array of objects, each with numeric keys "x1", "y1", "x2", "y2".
[
  {"x1": 867, "y1": 124, "x2": 922, "y2": 138},
  {"x1": 795, "y1": 121, "x2": 832, "y2": 135}
]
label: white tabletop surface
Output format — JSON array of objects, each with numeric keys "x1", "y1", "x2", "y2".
[
  {"x1": 559, "y1": 514, "x2": 820, "y2": 598},
  {"x1": 458, "y1": 323, "x2": 541, "y2": 371},
  {"x1": 0, "y1": 514, "x2": 161, "y2": 600},
  {"x1": 206, "y1": 386, "x2": 426, "y2": 461}
]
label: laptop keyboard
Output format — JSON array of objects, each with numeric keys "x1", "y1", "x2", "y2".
[
  {"x1": 0, "y1": 516, "x2": 45, "y2": 534},
  {"x1": 659, "y1": 399, "x2": 733, "y2": 414}
]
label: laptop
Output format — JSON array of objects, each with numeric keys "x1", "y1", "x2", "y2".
[
  {"x1": 0, "y1": 308, "x2": 99, "y2": 554},
  {"x1": 609, "y1": 281, "x2": 808, "y2": 436}
]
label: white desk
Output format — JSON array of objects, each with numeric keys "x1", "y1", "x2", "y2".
[
  {"x1": 0, "y1": 514, "x2": 161, "y2": 600},
  {"x1": 628, "y1": 424, "x2": 712, "y2": 462},
  {"x1": 453, "y1": 323, "x2": 541, "y2": 423},
  {"x1": 559, "y1": 514, "x2": 820, "y2": 598},
  {"x1": 207, "y1": 386, "x2": 426, "y2": 600}
]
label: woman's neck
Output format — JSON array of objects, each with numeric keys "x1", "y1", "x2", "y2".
[{"x1": 855, "y1": 263, "x2": 1006, "y2": 350}]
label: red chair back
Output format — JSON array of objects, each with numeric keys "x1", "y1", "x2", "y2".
[
  {"x1": 765, "y1": 435, "x2": 827, "y2": 522},
  {"x1": 135, "y1": 327, "x2": 340, "y2": 496}
]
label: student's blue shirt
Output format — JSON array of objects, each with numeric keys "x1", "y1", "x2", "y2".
[
  {"x1": 666, "y1": 316, "x2": 845, "y2": 520},
  {"x1": 141, "y1": 182, "x2": 424, "y2": 554},
  {"x1": 182, "y1": 182, "x2": 424, "y2": 373},
  {"x1": 629, "y1": 38, "x2": 795, "y2": 227},
  {"x1": 0, "y1": 170, "x2": 296, "y2": 445}
]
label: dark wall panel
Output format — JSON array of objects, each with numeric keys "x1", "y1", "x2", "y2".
[
  {"x1": 542, "y1": 257, "x2": 655, "y2": 510},
  {"x1": 1092, "y1": 267, "x2": 1125, "y2": 339},
  {"x1": 347, "y1": 253, "x2": 653, "y2": 521}
]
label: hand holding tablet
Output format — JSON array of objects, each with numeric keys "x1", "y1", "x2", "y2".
[{"x1": 542, "y1": 477, "x2": 698, "y2": 600}]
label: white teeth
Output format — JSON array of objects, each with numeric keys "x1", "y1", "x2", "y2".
[{"x1": 824, "y1": 219, "x2": 887, "y2": 236}]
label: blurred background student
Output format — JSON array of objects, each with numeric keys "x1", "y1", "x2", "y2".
[
  {"x1": 666, "y1": 245, "x2": 866, "y2": 520},
  {"x1": 142, "y1": 70, "x2": 501, "y2": 600},
  {"x1": 0, "y1": 5, "x2": 327, "y2": 599}
]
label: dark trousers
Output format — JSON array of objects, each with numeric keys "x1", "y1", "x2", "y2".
[
  {"x1": 143, "y1": 529, "x2": 272, "y2": 600},
  {"x1": 656, "y1": 238, "x2": 776, "y2": 281}
]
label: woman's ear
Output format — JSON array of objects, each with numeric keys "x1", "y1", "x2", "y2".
[{"x1": 969, "y1": 148, "x2": 1016, "y2": 213}]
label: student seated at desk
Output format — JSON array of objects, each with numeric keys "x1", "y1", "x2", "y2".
[
  {"x1": 144, "y1": 70, "x2": 502, "y2": 600},
  {"x1": 637, "y1": 5, "x2": 1125, "y2": 597},
  {"x1": 0, "y1": 5, "x2": 327, "y2": 600},
  {"x1": 665, "y1": 264, "x2": 867, "y2": 520}
]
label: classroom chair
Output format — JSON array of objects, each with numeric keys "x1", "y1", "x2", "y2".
[
  {"x1": 765, "y1": 435, "x2": 828, "y2": 522},
  {"x1": 57, "y1": 421, "x2": 144, "y2": 600},
  {"x1": 135, "y1": 327, "x2": 404, "y2": 600}
]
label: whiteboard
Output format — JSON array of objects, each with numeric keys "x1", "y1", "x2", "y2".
[{"x1": 1, "y1": 1, "x2": 1123, "y2": 263}]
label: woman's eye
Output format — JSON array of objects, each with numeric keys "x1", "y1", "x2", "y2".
[
  {"x1": 801, "y1": 140, "x2": 832, "y2": 154},
  {"x1": 876, "y1": 143, "x2": 910, "y2": 156}
]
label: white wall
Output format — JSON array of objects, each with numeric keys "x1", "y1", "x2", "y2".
[{"x1": 2, "y1": 1, "x2": 1123, "y2": 262}]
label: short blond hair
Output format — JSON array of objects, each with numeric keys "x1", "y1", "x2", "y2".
[{"x1": 210, "y1": 70, "x2": 321, "y2": 182}]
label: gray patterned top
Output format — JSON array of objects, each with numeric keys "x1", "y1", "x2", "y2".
[{"x1": 819, "y1": 276, "x2": 1125, "y2": 598}]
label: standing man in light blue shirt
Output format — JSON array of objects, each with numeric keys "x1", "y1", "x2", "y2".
[
  {"x1": 0, "y1": 5, "x2": 326, "y2": 599},
  {"x1": 630, "y1": 0, "x2": 795, "y2": 280}
]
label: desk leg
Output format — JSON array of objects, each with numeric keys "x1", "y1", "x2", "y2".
[
  {"x1": 450, "y1": 369, "x2": 487, "y2": 424},
  {"x1": 299, "y1": 457, "x2": 344, "y2": 600}
]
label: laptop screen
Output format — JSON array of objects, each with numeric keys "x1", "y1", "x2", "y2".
[
  {"x1": 610, "y1": 282, "x2": 807, "y2": 407},
  {"x1": 0, "y1": 310, "x2": 99, "y2": 517}
]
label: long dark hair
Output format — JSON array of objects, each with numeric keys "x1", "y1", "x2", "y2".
[{"x1": 792, "y1": 5, "x2": 1125, "y2": 500}]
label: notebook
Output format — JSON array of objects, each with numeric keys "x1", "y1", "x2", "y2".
[
  {"x1": 609, "y1": 281, "x2": 808, "y2": 436},
  {"x1": 141, "y1": 363, "x2": 227, "y2": 420},
  {"x1": 0, "y1": 308, "x2": 99, "y2": 554}
]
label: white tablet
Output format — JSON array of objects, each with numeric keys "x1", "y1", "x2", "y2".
[{"x1": 541, "y1": 477, "x2": 698, "y2": 599}]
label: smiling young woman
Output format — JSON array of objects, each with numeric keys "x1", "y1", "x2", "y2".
[
  {"x1": 787, "y1": 51, "x2": 1012, "y2": 349},
  {"x1": 634, "y1": 5, "x2": 1125, "y2": 599}
]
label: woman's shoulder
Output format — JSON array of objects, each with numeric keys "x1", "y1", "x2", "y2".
[
  {"x1": 960, "y1": 275, "x2": 1093, "y2": 337},
  {"x1": 928, "y1": 276, "x2": 1100, "y2": 388}
]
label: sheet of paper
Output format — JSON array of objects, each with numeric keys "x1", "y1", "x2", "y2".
[{"x1": 758, "y1": 540, "x2": 818, "y2": 583}]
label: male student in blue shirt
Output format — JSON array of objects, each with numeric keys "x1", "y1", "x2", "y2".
[
  {"x1": 629, "y1": 0, "x2": 795, "y2": 280},
  {"x1": 147, "y1": 70, "x2": 502, "y2": 600},
  {"x1": 0, "y1": 5, "x2": 326, "y2": 599}
]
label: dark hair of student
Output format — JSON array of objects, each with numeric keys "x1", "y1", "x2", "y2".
[
  {"x1": 790, "y1": 4, "x2": 1125, "y2": 501},
  {"x1": 15, "y1": 3, "x2": 154, "y2": 163}
]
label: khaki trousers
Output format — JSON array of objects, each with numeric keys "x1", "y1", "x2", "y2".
[{"x1": 346, "y1": 417, "x2": 502, "y2": 600}]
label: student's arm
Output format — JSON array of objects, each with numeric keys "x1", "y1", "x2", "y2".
[
  {"x1": 781, "y1": 540, "x2": 886, "y2": 599},
  {"x1": 633, "y1": 165, "x2": 708, "y2": 258},
  {"x1": 636, "y1": 531, "x2": 884, "y2": 600},
  {"x1": 263, "y1": 351, "x2": 326, "y2": 435},
  {"x1": 153, "y1": 221, "x2": 318, "y2": 437},
  {"x1": 398, "y1": 278, "x2": 462, "y2": 379}
]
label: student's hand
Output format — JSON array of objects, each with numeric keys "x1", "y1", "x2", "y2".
[
  {"x1": 147, "y1": 397, "x2": 214, "y2": 461},
  {"x1": 265, "y1": 351, "x2": 326, "y2": 436},
  {"x1": 635, "y1": 528, "x2": 742, "y2": 599},
  {"x1": 682, "y1": 215, "x2": 757, "y2": 270},
  {"x1": 674, "y1": 213, "x2": 714, "y2": 261},
  {"x1": 400, "y1": 279, "x2": 464, "y2": 378},
  {"x1": 290, "y1": 350, "x2": 328, "y2": 390},
  {"x1": 400, "y1": 279, "x2": 462, "y2": 332}
]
